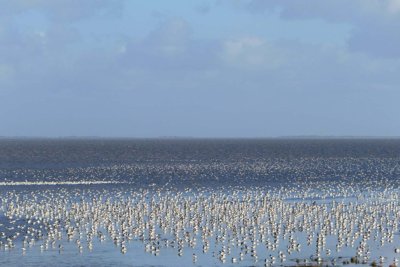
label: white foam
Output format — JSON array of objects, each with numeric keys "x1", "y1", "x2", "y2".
[{"x1": 0, "y1": 180, "x2": 122, "y2": 186}]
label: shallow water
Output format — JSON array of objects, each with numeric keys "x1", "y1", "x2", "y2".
[{"x1": 1, "y1": 138, "x2": 400, "y2": 266}]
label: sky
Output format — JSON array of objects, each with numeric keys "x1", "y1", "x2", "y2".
[{"x1": 0, "y1": 0, "x2": 399, "y2": 137}]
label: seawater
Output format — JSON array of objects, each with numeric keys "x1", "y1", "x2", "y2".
[{"x1": 1, "y1": 138, "x2": 400, "y2": 267}]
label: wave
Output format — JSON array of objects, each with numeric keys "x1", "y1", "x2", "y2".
[{"x1": 0, "y1": 180, "x2": 122, "y2": 186}]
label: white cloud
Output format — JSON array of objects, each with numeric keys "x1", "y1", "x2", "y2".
[
  {"x1": 244, "y1": 0, "x2": 397, "y2": 21},
  {"x1": 221, "y1": 37, "x2": 285, "y2": 69},
  {"x1": 224, "y1": 37, "x2": 264, "y2": 56},
  {"x1": 387, "y1": 0, "x2": 400, "y2": 13},
  {"x1": 240, "y1": 0, "x2": 400, "y2": 58},
  {"x1": 121, "y1": 18, "x2": 220, "y2": 71}
]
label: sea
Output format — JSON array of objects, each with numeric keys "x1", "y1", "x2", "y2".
[{"x1": 1, "y1": 138, "x2": 400, "y2": 266}]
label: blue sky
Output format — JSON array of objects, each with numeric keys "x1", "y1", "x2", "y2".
[{"x1": 1, "y1": 0, "x2": 399, "y2": 137}]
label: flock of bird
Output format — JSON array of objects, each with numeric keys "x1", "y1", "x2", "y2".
[
  {"x1": 1, "y1": 182, "x2": 400, "y2": 266},
  {"x1": 1, "y1": 139, "x2": 400, "y2": 266}
]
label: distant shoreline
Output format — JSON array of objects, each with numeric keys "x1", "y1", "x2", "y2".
[{"x1": 0, "y1": 136, "x2": 399, "y2": 140}]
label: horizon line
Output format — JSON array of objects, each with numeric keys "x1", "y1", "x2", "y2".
[{"x1": 1, "y1": 135, "x2": 400, "y2": 140}]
